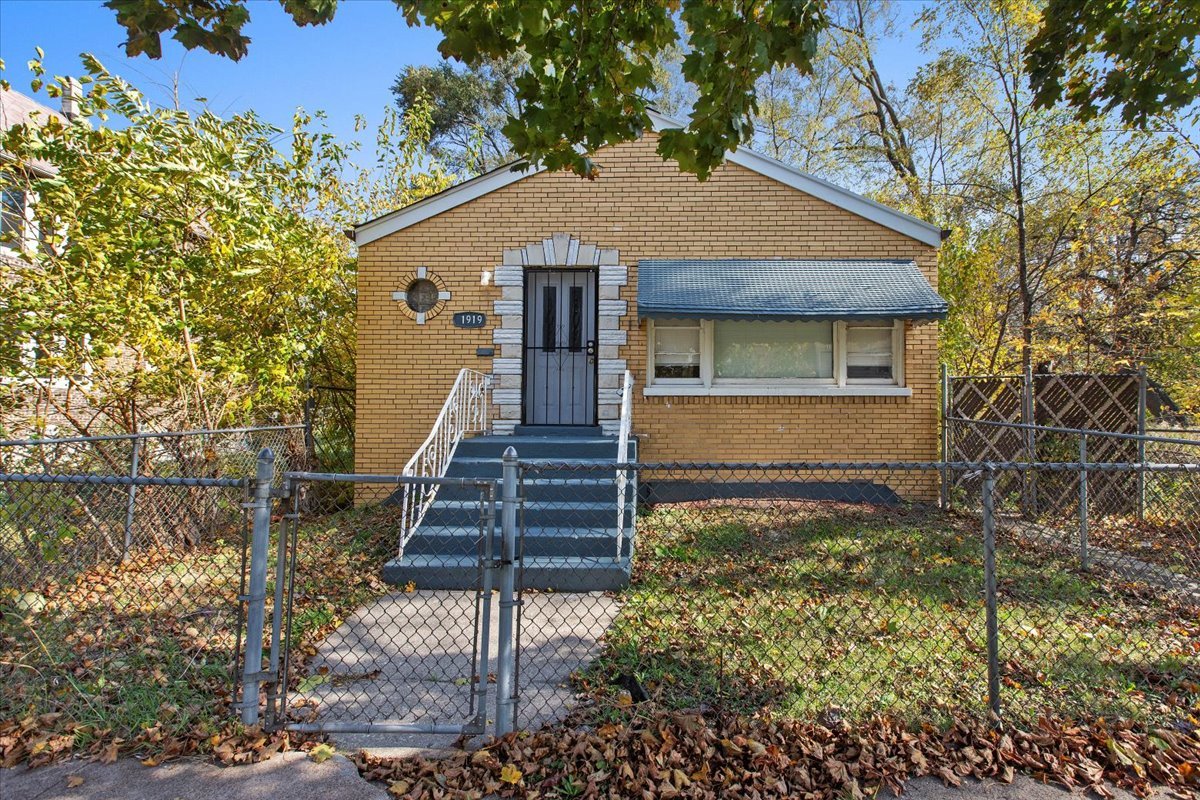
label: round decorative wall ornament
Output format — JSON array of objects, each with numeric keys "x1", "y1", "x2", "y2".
[{"x1": 391, "y1": 267, "x2": 451, "y2": 324}]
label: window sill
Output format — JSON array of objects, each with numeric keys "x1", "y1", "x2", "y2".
[{"x1": 643, "y1": 385, "x2": 912, "y2": 398}]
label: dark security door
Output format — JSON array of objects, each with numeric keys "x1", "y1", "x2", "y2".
[{"x1": 524, "y1": 270, "x2": 597, "y2": 425}]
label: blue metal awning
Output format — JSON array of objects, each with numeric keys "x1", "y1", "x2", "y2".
[{"x1": 636, "y1": 259, "x2": 948, "y2": 321}]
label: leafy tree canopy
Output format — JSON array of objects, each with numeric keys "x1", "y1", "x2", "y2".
[
  {"x1": 107, "y1": 0, "x2": 1200, "y2": 173},
  {"x1": 391, "y1": 56, "x2": 522, "y2": 174},
  {"x1": 105, "y1": 0, "x2": 826, "y2": 179},
  {"x1": 0, "y1": 54, "x2": 451, "y2": 436},
  {"x1": 1025, "y1": 0, "x2": 1200, "y2": 126}
]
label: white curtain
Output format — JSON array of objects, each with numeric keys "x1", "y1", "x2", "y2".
[
  {"x1": 713, "y1": 320, "x2": 833, "y2": 379},
  {"x1": 846, "y1": 324, "x2": 893, "y2": 379}
]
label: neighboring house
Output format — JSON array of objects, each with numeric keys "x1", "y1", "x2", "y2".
[
  {"x1": 1, "y1": 86, "x2": 82, "y2": 430},
  {"x1": 352, "y1": 111, "x2": 947, "y2": 478},
  {"x1": 0, "y1": 86, "x2": 72, "y2": 266}
]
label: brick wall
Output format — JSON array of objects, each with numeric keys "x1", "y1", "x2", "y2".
[{"x1": 356, "y1": 134, "x2": 940, "y2": 475}]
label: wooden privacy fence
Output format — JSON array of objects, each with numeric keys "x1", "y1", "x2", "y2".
[{"x1": 943, "y1": 368, "x2": 1147, "y2": 517}]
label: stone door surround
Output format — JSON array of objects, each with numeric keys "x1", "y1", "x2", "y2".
[{"x1": 491, "y1": 234, "x2": 629, "y2": 435}]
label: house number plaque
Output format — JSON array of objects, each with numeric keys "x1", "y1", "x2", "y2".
[{"x1": 453, "y1": 312, "x2": 487, "y2": 328}]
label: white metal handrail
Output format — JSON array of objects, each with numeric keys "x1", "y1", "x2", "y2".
[
  {"x1": 399, "y1": 368, "x2": 492, "y2": 557},
  {"x1": 615, "y1": 369, "x2": 635, "y2": 560}
]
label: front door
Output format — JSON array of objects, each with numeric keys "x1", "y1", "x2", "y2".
[{"x1": 523, "y1": 269, "x2": 597, "y2": 425}]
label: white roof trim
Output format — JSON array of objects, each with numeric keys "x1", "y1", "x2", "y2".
[
  {"x1": 354, "y1": 110, "x2": 943, "y2": 248},
  {"x1": 354, "y1": 161, "x2": 546, "y2": 246}
]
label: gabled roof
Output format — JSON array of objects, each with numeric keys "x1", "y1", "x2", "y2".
[
  {"x1": 354, "y1": 110, "x2": 944, "y2": 248},
  {"x1": 1, "y1": 88, "x2": 67, "y2": 177},
  {"x1": 637, "y1": 259, "x2": 948, "y2": 321}
]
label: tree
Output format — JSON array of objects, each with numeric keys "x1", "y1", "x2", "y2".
[
  {"x1": 915, "y1": 0, "x2": 1086, "y2": 375},
  {"x1": 824, "y1": 0, "x2": 925, "y2": 211},
  {"x1": 1026, "y1": 0, "x2": 1200, "y2": 127},
  {"x1": 0, "y1": 54, "x2": 451, "y2": 437},
  {"x1": 104, "y1": 0, "x2": 828, "y2": 179},
  {"x1": 1044, "y1": 142, "x2": 1200, "y2": 408},
  {"x1": 391, "y1": 55, "x2": 522, "y2": 175}
]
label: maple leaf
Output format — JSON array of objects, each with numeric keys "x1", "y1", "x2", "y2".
[
  {"x1": 499, "y1": 763, "x2": 523, "y2": 784},
  {"x1": 309, "y1": 743, "x2": 336, "y2": 764}
]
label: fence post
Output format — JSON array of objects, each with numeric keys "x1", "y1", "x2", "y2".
[
  {"x1": 303, "y1": 406, "x2": 317, "y2": 470},
  {"x1": 941, "y1": 364, "x2": 951, "y2": 510},
  {"x1": 496, "y1": 447, "x2": 519, "y2": 736},
  {"x1": 473, "y1": 481, "x2": 497, "y2": 733},
  {"x1": 265, "y1": 478, "x2": 296, "y2": 727},
  {"x1": 1022, "y1": 365, "x2": 1036, "y2": 517},
  {"x1": 1078, "y1": 435, "x2": 1089, "y2": 571},
  {"x1": 1137, "y1": 365, "x2": 1147, "y2": 522},
  {"x1": 240, "y1": 447, "x2": 275, "y2": 726},
  {"x1": 982, "y1": 469, "x2": 1002, "y2": 722},
  {"x1": 122, "y1": 437, "x2": 141, "y2": 560}
]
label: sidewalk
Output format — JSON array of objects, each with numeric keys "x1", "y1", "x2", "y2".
[
  {"x1": 1, "y1": 756, "x2": 1174, "y2": 799},
  {"x1": 1, "y1": 753, "x2": 386, "y2": 800}
]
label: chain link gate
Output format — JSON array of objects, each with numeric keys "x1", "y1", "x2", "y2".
[{"x1": 235, "y1": 461, "x2": 508, "y2": 737}]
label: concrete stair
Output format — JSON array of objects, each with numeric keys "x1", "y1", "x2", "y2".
[{"x1": 383, "y1": 429, "x2": 635, "y2": 592}]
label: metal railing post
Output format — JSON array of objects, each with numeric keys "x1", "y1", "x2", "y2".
[
  {"x1": 940, "y1": 364, "x2": 951, "y2": 510},
  {"x1": 982, "y1": 469, "x2": 1001, "y2": 722},
  {"x1": 496, "y1": 447, "x2": 519, "y2": 736},
  {"x1": 1078, "y1": 435, "x2": 1089, "y2": 571},
  {"x1": 122, "y1": 436, "x2": 141, "y2": 559},
  {"x1": 240, "y1": 447, "x2": 275, "y2": 726}
]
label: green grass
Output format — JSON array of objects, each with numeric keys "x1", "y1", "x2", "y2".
[{"x1": 588, "y1": 501, "x2": 1198, "y2": 727}]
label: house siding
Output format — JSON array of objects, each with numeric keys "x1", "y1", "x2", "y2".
[{"x1": 356, "y1": 134, "x2": 940, "y2": 478}]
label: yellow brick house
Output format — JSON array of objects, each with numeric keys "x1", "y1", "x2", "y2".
[
  {"x1": 355, "y1": 111, "x2": 946, "y2": 590},
  {"x1": 353, "y1": 111, "x2": 946, "y2": 474}
]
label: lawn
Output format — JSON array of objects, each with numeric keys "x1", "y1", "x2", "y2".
[
  {"x1": 3, "y1": 494, "x2": 1195, "y2": 768},
  {"x1": 0, "y1": 504, "x2": 397, "y2": 765},
  {"x1": 588, "y1": 500, "x2": 1199, "y2": 727}
]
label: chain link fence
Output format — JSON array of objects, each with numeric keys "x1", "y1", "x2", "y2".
[
  {"x1": 947, "y1": 418, "x2": 1200, "y2": 577},
  {"x1": 3, "y1": 428, "x2": 1197, "y2": 761},
  {"x1": 983, "y1": 462, "x2": 1198, "y2": 726},
  {"x1": 515, "y1": 459, "x2": 1197, "y2": 731},
  {"x1": 0, "y1": 425, "x2": 304, "y2": 762},
  {"x1": 0, "y1": 425, "x2": 304, "y2": 587}
]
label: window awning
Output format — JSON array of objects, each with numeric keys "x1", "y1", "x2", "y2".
[{"x1": 636, "y1": 259, "x2": 948, "y2": 321}]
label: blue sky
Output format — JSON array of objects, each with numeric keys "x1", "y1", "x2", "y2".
[{"x1": 1, "y1": 0, "x2": 933, "y2": 159}]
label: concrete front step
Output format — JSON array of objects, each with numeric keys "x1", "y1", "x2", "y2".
[
  {"x1": 385, "y1": 432, "x2": 636, "y2": 592},
  {"x1": 454, "y1": 435, "x2": 622, "y2": 460},
  {"x1": 420, "y1": 498, "x2": 634, "y2": 528},
  {"x1": 446, "y1": 457, "x2": 622, "y2": 480},
  {"x1": 406, "y1": 525, "x2": 633, "y2": 559},
  {"x1": 383, "y1": 554, "x2": 632, "y2": 591}
]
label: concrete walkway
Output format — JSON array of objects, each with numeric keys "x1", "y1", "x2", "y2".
[
  {"x1": 3, "y1": 759, "x2": 1174, "y2": 799},
  {"x1": 292, "y1": 589, "x2": 620, "y2": 754},
  {"x1": 999, "y1": 516, "x2": 1200, "y2": 604}
]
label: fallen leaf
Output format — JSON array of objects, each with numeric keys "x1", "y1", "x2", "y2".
[{"x1": 309, "y1": 744, "x2": 336, "y2": 764}]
